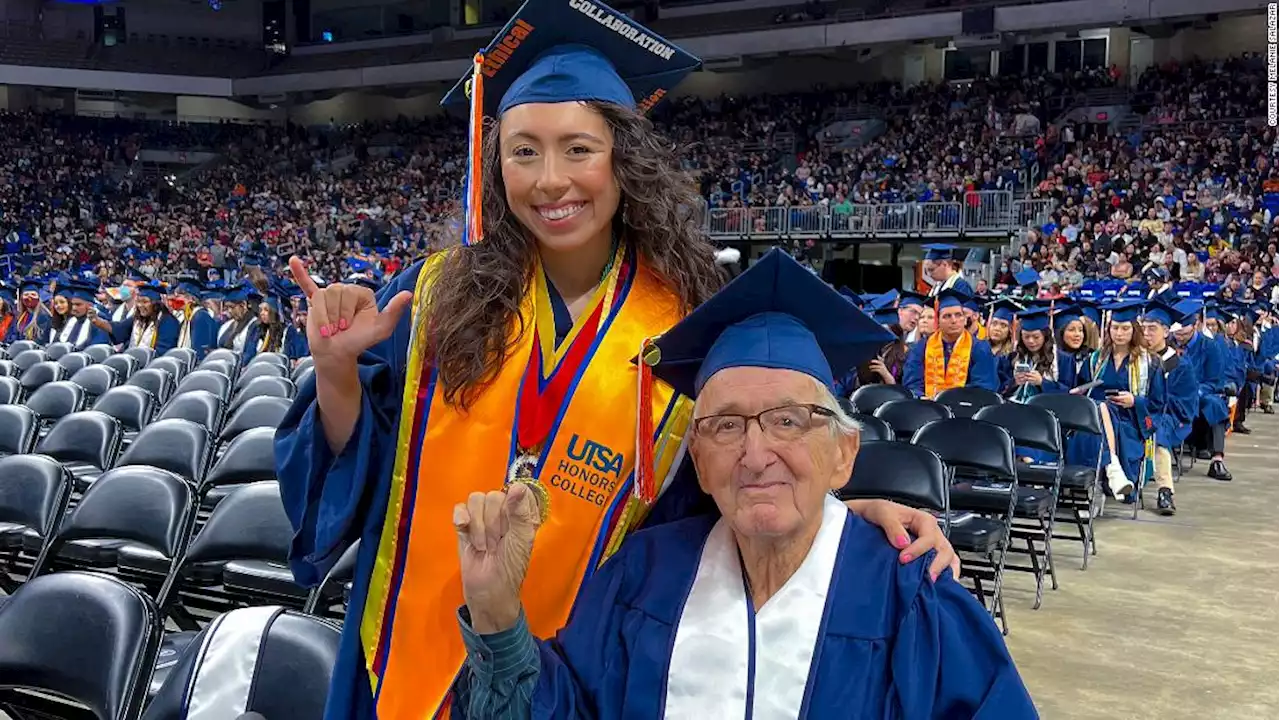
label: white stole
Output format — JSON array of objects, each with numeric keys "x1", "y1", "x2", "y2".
[
  {"x1": 53, "y1": 316, "x2": 92, "y2": 348},
  {"x1": 112, "y1": 303, "x2": 134, "y2": 323},
  {"x1": 665, "y1": 494, "x2": 846, "y2": 719}
]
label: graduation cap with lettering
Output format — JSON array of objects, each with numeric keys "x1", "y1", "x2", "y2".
[
  {"x1": 440, "y1": 0, "x2": 701, "y2": 245},
  {"x1": 641, "y1": 248, "x2": 893, "y2": 400},
  {"x1": 921, "y1": 243, "x2": 957, "y2": 262},
  {"x1": 986, "y1": 298, "x2": 1023, "y2": 324}
]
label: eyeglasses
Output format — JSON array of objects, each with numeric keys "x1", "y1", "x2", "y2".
[{"x1": 692, "y1": 403, "x2": 836, "y2": 446}]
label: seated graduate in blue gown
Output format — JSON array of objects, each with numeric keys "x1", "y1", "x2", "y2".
[
  {"x1": 453, "y1": 251, "x2": 1038, "y2": 719},
  {"x1": 88, "y1": 280, "x2": 180, "y2": 356},
  {"x1": 172, "y1": 277, "x2": 220, "y2": 362},
  {"x1": 284, "y1": 296, "x2": 310, "y2": 363},
  {"x1": 1002, "y1": 307, "x2": 1078, "y2": 401},
  {"x1": 922, "y1": 244, "x2": 974, "y2": 297},
  {"x1": 1171, "y1": 300, "x2": 1233, "y2": 481},
  {"x1": 902, "y1": 288, "x2": 999, "y2": 398},
  {"x1": 1076, "y1": 300, "x2": 1167, "y2": 501},
  {"x1": 1142, "y1": 301, "x2": 1198, "y2": 517},
  {"x1": 51, "y1": 280, "x2": 113, "y2": 349}
]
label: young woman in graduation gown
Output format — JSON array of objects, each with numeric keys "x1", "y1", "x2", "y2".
[
  {"x1": 1001, "y1": 309, "x2": 1077, "y2": 402},
  {"x1": 241, "y1": 297, "x2": 287, "y2": 366},
  {"x1": 15, "y1": 281, "x2": 50, "y2": 342},
  {"x1": 1076, "y1": 303, "x2": 1167, "y2": 499},
  {"x1": 88, "y1": 282, "x2": 180, "y2": 356},
  {"x1": 273, "y1": 7, "x2": 959, "y2": 718}
]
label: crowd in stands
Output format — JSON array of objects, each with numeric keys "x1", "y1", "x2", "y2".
[{"x1": 0, "y1": 56, "x2": 1274, "y2": 300}]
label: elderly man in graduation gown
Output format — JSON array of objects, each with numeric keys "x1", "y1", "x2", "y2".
[
  {"x1": 903, "y1": 288, "x2": 999, "y2": 398},
  {"x1": 453, "y1": 250, "x2": 1036, "y2": 719},
  {"x1": 1142, "y1": 302, "x2": 1198, "y2": 516}
]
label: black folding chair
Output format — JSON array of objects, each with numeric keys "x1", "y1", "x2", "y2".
[
  {"x1": 975, "y1": 403, "x2": 1063, "y2": 609},
  {"x1": 849, "y1": 412, "x2": 895, "y2": 442},
  {"x1": 0, "y1": 404, "x2": 38, "y2": 456},
  {"x1": 125, "y1": 346, "x2": 156, "y2": 367},
  {"x1": 24, "y1": 380, "x2": 87, "y2": 432},
  {"x1": 912, "y1": 418, "x2": 1018, "y2": 635},
  {"x1": 144, "y1": 607, "x2": 340, "y2": 720},
  {"x1": 874, "y1": 398, "x2": 952, "y2": 440},
  {"x1": 44, "y1": 342, "x2": 75, "y2": 361},
  {"x1": 202, "y1": 348, "x2": 239, "y2": 367},
  {"x1": 218, "y1": 395, "x2": 292, "y2": 446},
  {"x1": 236, "y1": 360, "x2": 287, "y2": 390},
  {"x1": 849, "y1": 383, "x2": 913, "y2": 414},
  {"x1": 229, "y1": 376, "x2": 296, "y2": 414},
  {"x1": 838, "y1": 441, "x2": 948, "y2": 518},
  {"x1": 113, "y1": 418, "x2": 213, "y2": 487},
  {"x1": 0, "y1": 359, "x2": 18, "y2": 378},
  {"x1": 94, "y1": 385, "x2": 158, "y2": 444},
  {"x1": 1027, "y1": 393, "x2": 1106, "y2": 569},
  {"x1": 0, "y1": 454, "x2": 73, "y2": 593},
  {"x1": 56, "y1": 351, "x2": 93, "y2": 375},
  {"x1": 202, "y1": 427, "x2": 278, "y2": 514},
  {"x1": 103, "y1": 353, "x2": 140, "y2": 381},
  {"x1": 157, "y1": 390, "x2": 225, "y2": 436},
  {"x1": 127, "y1": 367, "x2": 176, "y2": 405},
  {"x1": 304, "y1": 540, "x2": 360, "y2": 619},
  {"x1": 0, "y1": 375, "x2": 19, "y2": 405},
  {"x1": 147, "y1": 356, "x2": 189, "y2": 383},
  {"x1": 0, "y1": 571, "x2": 161, "y2": 720},
  {"x1": 935, "y1": 386, "x2": 1004, "y2": 419},
  {"x1": 11, "y1": 348, "x2": 49, "y2": 374},
  {"x1": 71, "y1": 363, "x2": 121, "y2": 399},
  {"x1": 7, "y1": 340, "x2": 40, "y2": 356},
  {"x1": 19, "y1": 360, "x2": 67, "y2": 395},
  {"x1": 163, "y1": 348, "x2": 198, "y2": 372},
  {"x1": 38, "y1": 410, "x2": 125, "y2": 492},
  {"x1": 174, "y1": 369, "x2": 232, "y2": 401},
  {"x1": 247, "y1": 352, "x2": 289, "y2": 370},
  {"x1": 83, "y1": 344, "x2": 115, "y2": 363}
]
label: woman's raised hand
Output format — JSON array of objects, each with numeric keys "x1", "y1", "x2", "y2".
[{"x1": 288, "y1": 256, "x2": 413, "y2": 368}]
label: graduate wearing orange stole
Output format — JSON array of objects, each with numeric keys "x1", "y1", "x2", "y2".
[{"x1": 274, "y1": 2, "x2": 960, "y2": 717}]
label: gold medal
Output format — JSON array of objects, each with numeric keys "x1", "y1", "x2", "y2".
[{"x1": 506, "y1": 451, "x2": 551, "y2": 524}]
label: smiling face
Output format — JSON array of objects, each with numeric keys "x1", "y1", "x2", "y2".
[
  {"x1": 689, "y1": 367, "x2": 856, "y2": 541},
  {"x1": 499, "y1": 102, "x2": 620, "y2": 256}
]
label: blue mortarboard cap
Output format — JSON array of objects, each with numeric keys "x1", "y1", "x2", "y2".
[
  {"x1": 934, "y1": 287, "x2": 972, "y2": 311},
  {"x1": 1016, "y1": 308, "x2": 1053, "y2": 332},
  {"x1": 1204, "y1": 304, "x2": 1234, "y2": 323},
  {"x1": 441, "y1": 0, "x2": 700, "y2": 117},
  {"x1": 643, "y1": 248, "x2": 893, "y2": 398},
  {"x1": 1014, "y1": 268, "x2": 1041, "y2": 287},
  {"x1": 898, "y1": 290, "x2": 927, "y2": 308},
  {"x1": 264, "y1": 293, "x2": 283, "y2": 314},
  {"x1": 176, "y1": 277, "x2": 204, "y2": 297},
  {"x1": 1072, "y1": 298, "x2": 1102, "y2": 326},
  {"x1": 1174, "y1": 299, "x2": 1204, "y2": 321},
  {"x1": 871, "y1": 306, "x2": 901, "y2": 326},
  {"x1": 223, "y1": 283, "x2": 251, "y2": 303},
  {"x1": 837, "y1": 286, "x2": 862, "y2": 307},
  {"x1": 64, "y1": 281, "x2": 97, "y2": 303},
  {"x1": 1142, "y1": 301, "x2": 1180, "y2": 327},
  {"x1": 136, "y1": 282, "x2": 164, "y2": 302},
  {"x1": 874, "y1": 289, "x2": 900, "y2": 307},
  {"x1": 1103, "y1": 298, "x2": 1145, "y2": 323},
  {"x1": 922, "y1": 243, "x2": 956, "y2": 261},
  {"x1": 126, "y1": 269, "x2": 149, "y2": 283},
  {"x1": 987, "y1": 299, "x2": 1023, "y2": 323},
  {"x1": 20, "y1": 279, "x2": 42, "y2": 294},
  {"x1": 962, "y1": 298, "x2": 981, "y2": 313},
  {"x1": 1053, "y1": 305, "x2": 1085, "y2": 327}
]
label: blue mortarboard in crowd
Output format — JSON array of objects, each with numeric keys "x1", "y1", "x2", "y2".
[
  {"x1": 136, "y1": 281, "x2": 165, "y2": 303},
  {"x1": 224, "y1": 283, "x2": 252, "y2": 303},
  {"x1": 175, "y1": 276, "x2": 205, "y2": 298},
  {"x1": 1052, "y1": 305, "x2": 1085, "y2": 328},
  {"x1": 1204, "y1": 303, "x2": 1235, "y2": 324},
  {"x1": 921, "y1": 243, "x2": 956, "y2": 262},
  {"x1": 1014, "y1": 268, "x2": 1040, "y2": 288},
  {"x1": 1174, "y1": 299, "x2": 1204, "y2": 323},
  {"x1": 837, "y1": 286, "x2": 862, "y2": 307},
  {"x1": 126, "y1": 269, "x2": 150, "y2": 283},
  {"x1": 934, "y1": 287, "x2": 971, "y2": 311},
  {"x1": 962, "y1": 297, "x2": 981, "y2": 313},
  {"x1": 1072, "y1": 297, "x2": 1101, "y2": 326},
  {"x1": 63, "y1": 280, "x2": 97, "y2": 303},
  {"x1": 642, "y1": 248, "x2": 892, "y2": 398},
  {"x1": 875, "y1": 289, "x2": 900, "y2": 307},
  {"x1": 441, "y1": 0, "x2": 700, "y2": 246},
  {"x1": 986, "y1": 299, "x2": 1022, "y2": 323},
  {"x1": 898, "y1": 290, "x2": 928, "y2": 308},
  {"x1": 1103, "y1": 298, "x2": 1145, "y2": 323},
  {"x1": 1142, "y1": 301, "x2": 1180, "y2": 328},
  {"x1": 1016, "y1": 307, "x2": 1053, "y2": 332},
  {"x1": 870, "y1": 305, "x2": 901, "y2": 327},
  {"x1": 19, "y1": 279, "x2": 42, "y2": 294}
]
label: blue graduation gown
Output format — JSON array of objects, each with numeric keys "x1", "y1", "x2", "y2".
[
  {"x1": 1152, "y1": 350, "x2": 1197, "y2": 449},
  {"x1": 107, "y1": 313, "x2": 180, "y2": 357},
  {"x1": 491, "y1": 512, "x2": 1036, "y2": 719},
  {"x1": 15, "y1": 311, "x2": 49, "y2": 342},
  {"x1": 183, "y1": 308, "x2": 220, "y2": 362},
  {"x1": 240, "y1": 324, "x2": 286, "y2": 367},
  {"x1": 902, "y1": 336, "x2": 999, "y2": 397},
  {"x1": 1182, "y1": 333, "x2": 1229, "y2": 426},
  {"x1": 284, "y1": 325, "x2": 310, "y2": 362},
  {"x1": 1259, "y1": 324, "x2": 1278, "y2": 378},
  {"x1": 1078, "y1": 353, "x2": 1165, "y2": 484}
]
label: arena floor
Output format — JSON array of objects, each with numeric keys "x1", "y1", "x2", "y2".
[{"x1": 1006, "y1": 417, "x2": 1280, "y2": 719}]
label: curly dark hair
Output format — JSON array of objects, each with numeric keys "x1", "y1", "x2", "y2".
[{"x1": 422, "y1": 101, "x2": 724, "y2": 408}]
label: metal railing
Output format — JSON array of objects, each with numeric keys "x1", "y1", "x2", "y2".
[{"x1": 705, "y1": 192, "x2": 1057, "y2": 240}]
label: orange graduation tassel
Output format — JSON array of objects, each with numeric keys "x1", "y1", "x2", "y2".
[{"x1": 464, "y1": 52, "x2": 486, "y2": 246}]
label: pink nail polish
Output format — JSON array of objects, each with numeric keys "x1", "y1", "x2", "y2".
[
  {"x1": 900, "y1": 553, "x2": 912, "y2": 563},
  {"x1": 339, "y1": 318, "x2": 349, "y2": 331},
  {"x1": 895, "y1": 535, "x2": 909, "y2": 548},
  {"x1": 320, "y1": 326, "x2": 330, "y2": 338}
]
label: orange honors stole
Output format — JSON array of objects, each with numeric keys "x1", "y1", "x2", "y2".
[
  {"x1": 923, "y1": 330, "x2": 972, "y2": 398},
  {"x1": 361, "y1": 249, "x2": 693, "y2": 718}
]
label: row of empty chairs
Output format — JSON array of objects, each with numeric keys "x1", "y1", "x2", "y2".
[
  {"x1": 838, "y1": 384, "x2": 1107, "y2": 635},
  {"x1": 0, "y1": 342, "x2": 343, "y2": 720}
]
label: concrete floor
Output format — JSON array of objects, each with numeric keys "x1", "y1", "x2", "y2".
[{"x1": 1005, "y1": 416, "x2": 1280, "y2": 720}]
